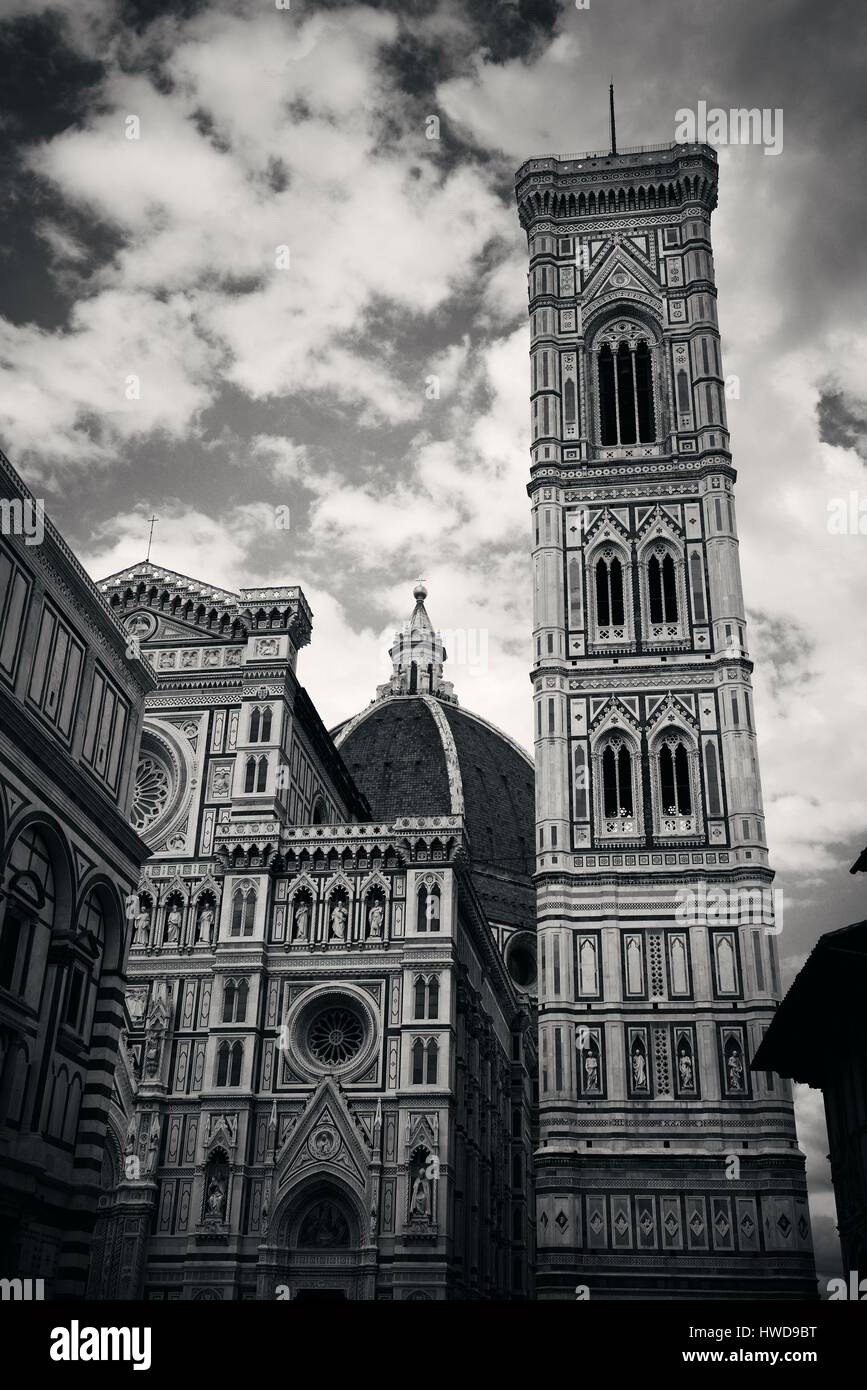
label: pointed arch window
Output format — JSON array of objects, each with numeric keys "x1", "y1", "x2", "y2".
[
  {"x1": 215, "y1": 1040, "x2": 242, "y2": 1087},
  {"x1": 230, "y1": 885, "x2": 256, "y2": 937},
  {"x1": 648, "y1": 551, "x2": 678, "y2": 623},
  {"x1": 594, "y1": 552, "x2": 624, "y2": 627},
  {"x1": 244, "y1": 756, "x2": 256, "y2": 793},
  {"x1": 602, "y1": 741, "x2": 634, "y2": 817},
  {"x1": 598, "y1": 332, "x2": 656, "y2": 445},
  {"x1": 249, "y1": 708, "x2": 260, "y2": 742},
  {"x1": 659, "y1": 735, "x2": 692, "y2": 815},
  {"x1": 417, "y1": 882, "x2": 441, "y2": 933}
]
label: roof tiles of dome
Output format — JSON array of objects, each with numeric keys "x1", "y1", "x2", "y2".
[{"x1": 332, "y1": 585, "x2": 535, "y2": 930}]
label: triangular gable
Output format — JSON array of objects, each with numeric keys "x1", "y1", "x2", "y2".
[
  {"x1": 589, "y1": 695, "x2": 642, "y2": 736},
  {"x1": 637, "y1": 503, "x2": 684, "y2": 543},
  {"x1": 274, "y1": 1077, "x2": 370, "y2": 1197},
  {"x1": 582, "y1": 243, "x2": 661, "y2": 305},
  {"x1": 584, "y1": 506, "x2": 632, "y2": 547},
  {"x1": 645, "y1": 692, "x2": 698, "y2": 734}
]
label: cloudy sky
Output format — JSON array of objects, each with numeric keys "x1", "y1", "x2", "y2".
[{"x1": 2, "y1": 0, "x2": 865, "y2": 1282}]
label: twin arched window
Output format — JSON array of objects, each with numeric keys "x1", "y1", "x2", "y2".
[
  {"x1": 411, "y1": 1038, "x2": 438, "y2": 1085},
  {"x1": 249, "y1": 707, "x2": 272, "y2": 743},
  {"x1": 244, "y1": 755, "x2": 268, "y2": 793},
  {"x1": 230, "y1": 886, "x2": 256, "y2": 937},
  {"x1": 416, "y1": 883, "x2": 441, "y2": 932},
  {"x1": 222, "y1": 977, "x2": 249, "y2": 1023},
  {"x1": 598, "y1": 338, "x2": 656, "y2": 446},
  {"x1": 598, "y1": 730, "x2": 698, "y2": 831},
  {"x1": 413, "y1": 975, "x2": 439, "y2": 1020},
  {"x1": 215, "y1": 1039, "x2": 243, "y2": 1087}
]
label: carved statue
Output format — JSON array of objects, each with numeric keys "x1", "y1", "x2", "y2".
[
  {"x1": 367, "y1": 903, "x2": 384, "y2": 939},
  {"x1": 632, "y1": 1050, "x2": 646, "y2": 1089},
  {"x1": 293, "y1": 901, "x2": 310, "y2": 942},
  {"x1": 206, "y1": 1178, "x2": 226, "y2": 1219},
  {"x1": 584, "y1": 1051, "x2": 599, "y2": 1092},
  {"x1": 147, "y1": 1115, "x2": 160, "y2": 1173},
  {"x1": 124, "y1": 1114, "x2": 137, "y2": 1155},
  {"x1": 165, "y1": 907, "x2": 182, "y2": 944},
  {"x1": 144, "y1": 1031, "x2": 162, "y2": 1078},
  {"x1": 410, "y1": 1172, "x2": 431, "y2": 1220},
  {"x1": 133, "y1": 912, "x2": 150, "y2": 947},
  {"x1": 329, "y1": 902, "x2": 347, "y2": 941},
  {"x1": 727, "y1": 1049, "x2": 744, "y2": 1092},
  {"x1": 196, "y1": 907, "x2": 214, "y2": 944},
  {"x1": 679, "y1": 1050, "x2": 693, "y2": 1089}
]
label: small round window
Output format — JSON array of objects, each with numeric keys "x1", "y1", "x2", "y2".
[{"x1": 506, "y1": 932, "x2": 538, "y2": 991}]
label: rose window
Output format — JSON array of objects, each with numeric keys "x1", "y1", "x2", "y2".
[
  {"x1": 307, "y1": 1006, "x2": 364, "y2": 1066},
  {"x1": 131, "y1": 755, "x2": 171, "y2": 832}
]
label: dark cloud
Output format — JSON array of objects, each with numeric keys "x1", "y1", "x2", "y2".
[{"x1": 817, "y1": 390, "x2": 867, "y2": 463}]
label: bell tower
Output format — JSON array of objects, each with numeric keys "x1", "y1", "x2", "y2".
[{"x1": 515, "y1": 137, "x2": 816, "y2": 1297}]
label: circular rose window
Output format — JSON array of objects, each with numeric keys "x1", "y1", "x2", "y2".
[
  {"x1": 307, "y1": 1006, "x2": 365, "y2": 1066},
  {"x1": 132, "y1": 754, "x2": 172, "y2": 832}
]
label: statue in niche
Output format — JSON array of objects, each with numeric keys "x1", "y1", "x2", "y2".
[
  {"x1": 133, "y1": 911, "x2": 150, "y2": 947},
  {"x1": 678, "y1": 1047, "x2": 694, "y2": 1090},
  {"x1": 584, "y1": 1050, "x2": 599, "y2": 1093},
  {"x1": 146, "y1": 1115, "x2": 160, "y2": 1173},
  {"x1": 144, "y1": 1030, "x2": 162, "y2": 1078},
  {"x1": 727, "y1": 1047, "x2": 744, "y2": 1092},
  {"x1": 410, "y1": 1159, "x2": 432, "y2": 1221},
  {"x1": 206, "y1": 1178, "x2": 227, "y2": 1220},
  {"x1": 124, "y1": 1114, "x2": 137, "y2": 1156},
  {"x1": 631, "y1": 1047, "x2": 647, "y2": 1089},
  {"x1": 367, "y1": 902, "x2": 384, "y2": 939},
  {"x1": 196, "y1": 907, "x2": 215, "y2": 945},
  {"x1": 165, "y1": 906, "x2": 182, "y2": 943},
  {"x1": 329, "y1": 901, "x2": 347, "y2": 941},
  {"x1": 293, "y1": 900, "x2": 310, "y2": 942}
]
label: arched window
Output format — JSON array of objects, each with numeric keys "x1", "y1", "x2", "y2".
[
  {"x1": 260, "y1": 708, "x2": 272, "y2": 742},
  {"x1": 0, "y1": 826, "x2": 57, "y2": 996},
  {"x1": 705, "y1": 740, "x2": 722, "y2": 816},
  {"x1": 244, "y1": 757, "x2": 256, "y2": 793},
  {"x1": 249, "y1": 708, "x2": 260, "y2": 742},
  {"x1": 216, "y1": 1040, "x2": 230, "y2": 1087},
  {"x1": 648, "y1": 551, "x2": 678, "y2": 623},
  {"x1": 659, "y1": 735, "x2": 692, "y2": 815},
  {"x1": 230, "y1": 1040, "x2": 243, "y2": 1086},
  {"x1": 65, "y1": 890, "x2": 105, "y2": 1035},
  {"x1": 594, "y1": 553, "x2": 624, "y2": 627},
  {"x1": 412, "y1": 1038, "x2": 425, "y2": 1084},
  {"x1": 427, "y1": 976, "x2": 439, "y2": 1019},
  {"x1": 425, "y1": 1040, "x2": 438, "y2": 1084},
  {"x1": 256, "y1": 756, "x2": 267, "y2": 793},
  {"x1": 417, "y1": 883, "x2": 440, "y2": 933},
  {"x1": 222, "y1": 980, "x2": 236, "y2": 1023},
  {"x1": 414, "y1": 977, "x2": 426, "y2": 1020},
  {"x1": 598, "y1": 333, "x2": 656, "y2": 445},
  {"x1": 230, "y1": 886, "x2": 256, "y2": 937},
  {"x1": 602, "y1": 741, "x2": 633, "y2": 817}
]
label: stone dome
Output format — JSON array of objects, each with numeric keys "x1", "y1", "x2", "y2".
[{"x1": 332, "y1": 579, "x2": 537, "y2": 932}]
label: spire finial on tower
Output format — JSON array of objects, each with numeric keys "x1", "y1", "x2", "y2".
[
  {"x1": 413, "y1": 577, "x2": 428, "y2": 603},
  {"x1": 609, "y1": 78, "x2": 617, "y2": 156}
]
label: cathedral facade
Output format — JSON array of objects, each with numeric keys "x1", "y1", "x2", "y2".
[
  {"x1": 515, "y1": 140, "x2": 816, "y2": 1296},
  {"x1": 91, "y1": 567, "x2": 536, "y2": 1300}
]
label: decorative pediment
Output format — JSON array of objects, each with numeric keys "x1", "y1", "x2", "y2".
[
  {"x1": 636, "y1": 503, "x2": 684, "y2": 544},
  {"x1": 589, "y1": 695, "x2": 642, "y2": 736},
  {"x1": 323, "y1": 872, "x2": 353, "y2": 900},
  {"x1": 584, "y1": 506, "x2": 632, "y2": 547},
  {"x1": 191, "y1": 873, "x2": 223, "y2": 905},
  {"x1": 274, "y1": 1078, "x2": 369, "y2": 1197},
  {"x1": 205, "y1": 1112, "x2": 238, "y2": 1155},
  {"x1": 406, "y1": 1111, "x2": 440, "y2": 1157},
  {"x1": 158, "y1": 873, "x2": 190, "y2": 905},
  {"x1": 645, "y1": 692, "x2": 698, "y2": 734},
  {"x1": 583, "y1": 244, "x2": 661, "y2": 306},
  {"x1": 359, "y1": 870, "x2": 390, "y2": 899},
  {"x1": 287, "y1": 872, "x2": 317, "y2": 901}
]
